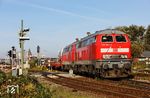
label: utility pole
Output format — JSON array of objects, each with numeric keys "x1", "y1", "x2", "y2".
[
  {"x1": 19, "y1": 20, "x2": 30, "y2": 76},
  {"x1": 20, "y1": 20, "x2": 24, "y2": 68}
]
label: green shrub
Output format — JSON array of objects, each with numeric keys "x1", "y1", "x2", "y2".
[
  {"x1": 132, "y1": 61, "x2": 147, "y2": 70},
  {"x1": 29, "y1": 59, "x2": 38, "y2": 68},
  {"x1": 0, "y1": 74, "x2": 52, "y2": 98},
  {"x1": 0, "y1": 70, "x2": 6, "y2": 84}
]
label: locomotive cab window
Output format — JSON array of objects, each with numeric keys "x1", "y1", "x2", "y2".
[
  {"x1": 76, "y1": 42, "x2": 82, "y2": 48},
  {"x1": 102, "y1": 35, "x2": 113, "y2": 42},
  {"x1": 116, "y1": 35, "x2": 126, "y2": 42},
  {"x1": 88, "y1": 37, "x2": 96, "y2": 44}
]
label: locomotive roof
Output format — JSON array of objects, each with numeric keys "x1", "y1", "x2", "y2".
[
  {"x1": 63, "y1": 29, "x2": 125, "y2": 49},
  {"x1": 95, "y1": 29, "x2": 125, "y2": 34},
  {"x1": 80, "y1": 29, "x2": 125, "y2": 41}
]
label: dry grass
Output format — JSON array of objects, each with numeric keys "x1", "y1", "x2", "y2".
[{"x1": 37, "y1": 76, "x2": 107, "y2": 98}]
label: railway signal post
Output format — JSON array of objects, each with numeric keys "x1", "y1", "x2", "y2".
[
  {"x1": 19, "y1": 20, "x2": 30, "y2": 76},
  {"x1": 11, "y1": 46, "x2": 17, "y2": 76},
  {"x1": 8, "y1": 50, "x2": 12, "y2": 65},
  {"x1": 37, "y1": 45, "x2": 41, "y2": 66}
]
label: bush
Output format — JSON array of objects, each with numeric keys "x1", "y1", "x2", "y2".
[
  {"x1": 131, "y1": 42, "x2": 144, "y2": 58},
  {"x1": 29, "y1": 59, "x2": 38, "y2": 68},
  {"x1": 132, "y1": 61, "x2": 147, "y2": 70},
  {"x1": 0, "y1": 74, "x2": 52, "y2": 98},
  {"x1": 0, "y1": 70, "x2": 6, "y2": 84}
]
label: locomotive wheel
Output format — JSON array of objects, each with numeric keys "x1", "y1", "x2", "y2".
[
  {"x1": 73, "y1": 65, "x2": 78, "y2": 74},
  {"x1": 101, "y1": 72, "x2": 106, "y2": 77},
  {"x1": 114, "y1": 69, "x2": 119, "y2": 77},
  {"x1": 101, "y1": 69, "x2": 108, "y2": 78},
  {"x1": 61, "y1": 66, "x2": 64, "y2": 71},
  {"x1": 95, "y1": 69, "x2": 101, "y2": 78}
]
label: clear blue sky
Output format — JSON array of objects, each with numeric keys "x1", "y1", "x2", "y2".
[{"x1": 0, "y1": 0, "x2": 150, "y2": 58}]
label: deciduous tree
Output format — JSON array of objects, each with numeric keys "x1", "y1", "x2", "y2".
[{"x1": 144, "y1": 25, "x2": 150, "y2": 50}]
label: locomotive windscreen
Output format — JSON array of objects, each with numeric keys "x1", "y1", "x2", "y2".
[
  {"x1": 102, "y1": 36, "x2": 113, "y2": 42},
  {"x1": 116, "y1": 35, "x2": 126, "y2": 42}
]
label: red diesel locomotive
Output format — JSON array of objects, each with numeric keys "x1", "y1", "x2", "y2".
[{"x1": 59, "y1": 29, "x2": 132, "y2": 78}]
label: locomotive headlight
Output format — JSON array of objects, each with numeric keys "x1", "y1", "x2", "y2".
[
  {"x1": 124, "y1": 55, "x2": 127, "y2": 58},
  {"x1": 120, "y1": 55, "x2": 127, "y2": 58},
  {"x1": 103, "y1": 55, "x2": 111, "y2": 59},
  {"x1": 106, "y1": 55, "x2": 109, "y2": 59},
  {"x1": 121, "y1": 55, "x2": 124, "y2": 58},
  {"x1": 103, "y1": 55, "x2": 107, "y2": 59}
]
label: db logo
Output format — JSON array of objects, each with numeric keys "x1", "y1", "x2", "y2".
[{"x1": 7, "y1": 85, "x2": 19, "y2": 94}]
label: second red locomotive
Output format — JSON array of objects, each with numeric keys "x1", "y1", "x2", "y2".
[{"x1": 59, "y1": 29, "x2": 132, "y2": 78}]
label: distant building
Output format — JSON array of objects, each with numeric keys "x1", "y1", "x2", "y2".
[
  {"x1": 28, "y1": 49, "x2": 32, "y2": 60},
  {"x1": 141, "y1": 51, "x2": 150, "y2": 57},
  {"x1": 0, "y1": 59, "x2": 10, "y2": 65},
  {"x1": 138, "y1": 51, "x2": 150, "y2": 66}
]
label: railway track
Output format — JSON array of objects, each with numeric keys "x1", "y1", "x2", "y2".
[
  {"x1": 41, "y1": 73, "x2": 150, "y2": 98},
  {"x1": 120, "y1": 79, "x2": 150, "y2": 91},
  {"x1": 75, "y1": 77, "x2": 150, "y2": 92},
  {"x1": 134, "y1": 73, "x2": 150, "y2": 77},
  {"x1": 29, "y1": 70, "x2": 150, "y2": 98}
]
